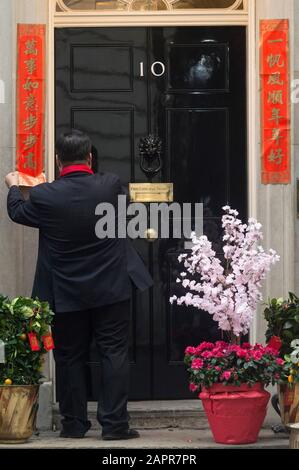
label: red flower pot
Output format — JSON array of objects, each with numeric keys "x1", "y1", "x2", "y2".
[{"x1": 199, "y1": 383, "x2": 270, "y2": 445}]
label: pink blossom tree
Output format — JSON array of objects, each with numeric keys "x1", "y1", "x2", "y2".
[{"x1": 170, "y1": 206, "x2": 280, "y2": 342}]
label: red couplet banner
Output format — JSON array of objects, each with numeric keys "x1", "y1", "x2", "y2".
[
  {"x1": 260, "y1": 19, "x2": 290, "y2": 185},
  {"x1": 16, "y1": 24, "x2": 46, "y2": 186}
]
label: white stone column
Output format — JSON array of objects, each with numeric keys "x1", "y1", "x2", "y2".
[{"x1": 252, "y1": 0, "x2": 295, "y2": 344}]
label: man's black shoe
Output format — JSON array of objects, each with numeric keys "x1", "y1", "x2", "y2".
[
  {"x1": 59, "y1": 421, "x2": 91, "y2": 438},
  {"x1": 102, "y1": 428, "x2": 140, "y2": 441},
  {"x1": 59, "y1": 430, "x2": 87, "y2": 438}
]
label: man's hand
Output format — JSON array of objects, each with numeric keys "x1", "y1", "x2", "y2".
[{"x1": 5, "y1": 172, "x2": 19, "y2": 189}]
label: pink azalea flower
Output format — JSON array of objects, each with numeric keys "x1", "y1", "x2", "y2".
[
  {"x1": 189, "y1": 383, "x2": 198, "y2": 392},
  {"x1": 215, "y1": 352, "x2": 225, "y2": 358},
  {"x1": 197, "y1": 342, "x2": 214, "y2": 352},
  {"x1": 251, "y1": 350, "x2": 263, "y2": 361},
  {"x1": 185, "y1": 346, "x2": 197, "y2": 356},
  {"x1": 216, "y1": 341, "x2": 228, "y2": 349},
  {"x1": 221, "y1": 371, "x2": 232, "y2": 381},
  {"x1": 201, "y1": 350, "x2": 213, "y2": 359},
  {"x1": 276, "y1": 358, "x2": 284, "y2": 366},
  {"x1": 236, "y1": 349, "x2": 248, "y2": 359},
  {"x1": 191, "y1": 358, "x2": 204, "y2": 370}
]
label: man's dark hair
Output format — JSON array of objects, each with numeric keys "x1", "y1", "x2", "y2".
[{"x1": 55, "y1": 130, "x2": 92, "y2": 164}]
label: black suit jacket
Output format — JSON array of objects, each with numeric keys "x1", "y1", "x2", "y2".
[{"x1": 7, "y1": 171, "x2": 153, "y2": 312}]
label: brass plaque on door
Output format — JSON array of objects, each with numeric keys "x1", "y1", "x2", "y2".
[{"x1": 129, "y1": 183, "x2": 173, "y2": 203}]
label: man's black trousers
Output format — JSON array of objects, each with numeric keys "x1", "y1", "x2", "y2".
[{"x1": 52, "y1": 299, "x2": 131, "y2": 435}]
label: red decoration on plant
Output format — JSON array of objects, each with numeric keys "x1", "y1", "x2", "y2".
[
  {"x1": 28, "y1": 332, "x2": 40, "y2": 352},
  {"x1": 268, "y1": 335, "x2": 282, "y2": 352},
  {"x1": 41, "y1": 333, "x2": 55, "y2": 351}
]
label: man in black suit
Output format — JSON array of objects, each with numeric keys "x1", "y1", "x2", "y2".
[{"x1": 5, "y1": 130, "x2": 152, "y2": 440}]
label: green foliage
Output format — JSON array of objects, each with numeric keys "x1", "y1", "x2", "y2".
[
  {"x1": 0, "y1": 295, "x2": 54, "y2": 385},
  {"x1": 264, "y1": 293, "x2": 299, "y2": 356},
  {"x1": 283, "y1": 340, "x2": 299, "y2": 384}
]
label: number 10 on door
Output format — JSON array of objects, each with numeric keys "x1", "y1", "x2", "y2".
[{"x1": 140, "y1": 62, "x2": 166, "y2": 77}]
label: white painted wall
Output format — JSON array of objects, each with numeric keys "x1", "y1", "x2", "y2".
[
  {"x1": 0, "y1": 0, "x2": 23, "y2": 300},
  {"x1": 294, "y1": 0, "x2": 299, "y2": 296}
]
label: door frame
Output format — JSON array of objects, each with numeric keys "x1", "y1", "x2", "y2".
[{"x1": 47, "y1": 0, "x2": 258, "y2": 387}]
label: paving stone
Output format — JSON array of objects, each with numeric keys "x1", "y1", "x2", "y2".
[{"x1": 0, "y1": 428, "x2": 289, "y2": 449}]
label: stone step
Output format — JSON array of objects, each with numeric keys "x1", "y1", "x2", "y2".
[{"x1": 52, "y1": 400, "x2": 209, "y2": 431}]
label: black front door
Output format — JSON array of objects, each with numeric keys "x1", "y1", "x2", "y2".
[{"x1": 55, "y1": 26, "x2": 247, "y2": 400}]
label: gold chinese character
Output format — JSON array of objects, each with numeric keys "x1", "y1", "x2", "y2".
[
  {"x1": 268, "y1": 90, "x2": 283, "y2": 105},
  {"x1": 268, "y1": 39, "x2": 283, "y2": 44},
  {"x1": 270, "y1": 128, "x2": 282, "y2": 145},
  {"x1": 23, "y1": 79, "x2": 39, "y2": 91},
  {"x1": 269, "y1": 149, "x2": 284, "y2": 165},
  {"x1": 23, "y1": 114, "x2": 38, "y2": 131},
  {"x1": 25, "y1": 58, "x2": 37, "y2": 75},
  {"x1": 23, "y1": 152, "x2": 36, "y2": 170},
  {"x1": 24, "y1": 39, "x2": 38, "y2": 56},
  {"x1": 267, "y1": 54, "x2": 285, "y2": 68},
  {"x1": 269, "y1": 108, "x2": 283, "y2": 126},
  {"x1": 267, "y1": 72, "x2": 284, "y2": 86},
  {"x1": 23, "y1": 134, "x2": 37, "y2": 150},
  {"x1": 24, "y1": 93, "x2": 36, "y2": 111}
]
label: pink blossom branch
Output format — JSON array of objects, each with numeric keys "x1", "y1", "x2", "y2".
[{"x1": 170, "y1": 206, "x2": 280, "y2": 337}]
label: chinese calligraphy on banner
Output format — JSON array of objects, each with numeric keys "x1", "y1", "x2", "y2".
[
  {"x1": 260, "y1": 19, "x2": 290, "y2": 184},
  {"x1": 16, "y1": 24, "x2": 46, "y2": 186}
]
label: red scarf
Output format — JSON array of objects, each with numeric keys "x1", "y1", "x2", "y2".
[{"x1": 60, "y1": 164, "x2": 94, "y2": 178}]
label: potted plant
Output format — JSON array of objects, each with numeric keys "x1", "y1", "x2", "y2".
[
  {"x1": 0, "y1": 295, "x2": 54, "y2": 443},
  {"x1": 264, "y1": 294, "x2": 299, "y2": 426},
  {"x1": 184, "y1": 341, "x2": 286, "y2": 444},
  {"x1": 264, "y1": 293, "x2": 299, "y2": 357},
  {"x1": 170, "y1": 206, "x2": 281, "y2": 445},
  {"x1": 283, "y1": 340, "x2": 299, "y2": 424}
]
